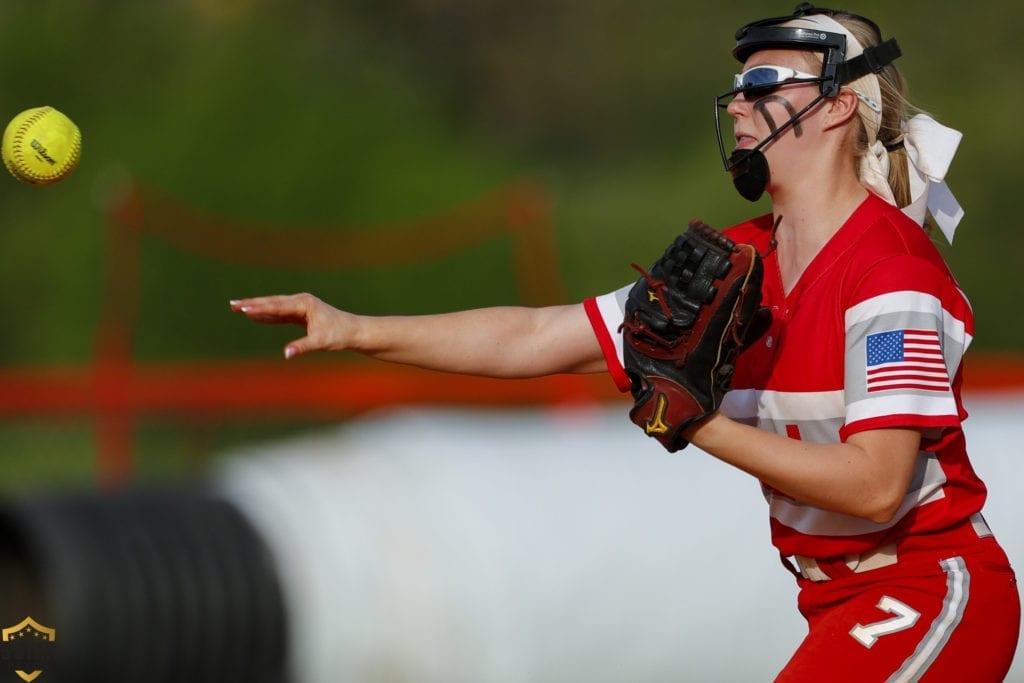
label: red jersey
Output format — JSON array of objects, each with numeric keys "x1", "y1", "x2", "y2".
[{"x1": 584, "y1": 193, "x2": 987, "y2": 559}]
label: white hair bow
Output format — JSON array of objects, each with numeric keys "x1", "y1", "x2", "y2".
[{"x1": 860, "y1": 113, "x2": 964, "y2": 243}]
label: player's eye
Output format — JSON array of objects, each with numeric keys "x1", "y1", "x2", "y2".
[{"x1": 732, "y1": 65, "x2": 820, "y2": 98}]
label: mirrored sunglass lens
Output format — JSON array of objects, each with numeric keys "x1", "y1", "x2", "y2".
[{"x1": 741, "y1": 67, "x2": 785, "y2": 89}]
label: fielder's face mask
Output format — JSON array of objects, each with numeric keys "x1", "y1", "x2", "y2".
[{"x1": 714, "y1": 3, "x2": 902, "y2": 201}]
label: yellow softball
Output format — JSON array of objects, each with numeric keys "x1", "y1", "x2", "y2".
[{"x1": 2, "y1": 106, "x2": 82, "y2": 186}]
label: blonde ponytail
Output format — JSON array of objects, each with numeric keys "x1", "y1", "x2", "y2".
[{"x1": 838, "y1": 14, "x2": 918, "y2": 209}]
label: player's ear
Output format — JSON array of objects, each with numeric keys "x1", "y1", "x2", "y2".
[{"x1": 822, "y1": 87, "x2": 860, "y2": 130}]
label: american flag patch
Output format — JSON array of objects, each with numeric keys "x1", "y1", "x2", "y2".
[{"x1": 865, "y1": 329, "x2": 950, "y2": 393}]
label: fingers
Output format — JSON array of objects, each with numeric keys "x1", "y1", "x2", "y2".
[
  {"x1": 229, "y1": 293, "x2": 317, "y2": 325},
  {"x1": 230, "y1": 294, "x2": 302, "y2": 314},
  {"x1": 283, "y1": 337, "x2": 312, "y2": 360},
  {"x1": 230, "y1": 293, "x2": 349, "y2": 359}
]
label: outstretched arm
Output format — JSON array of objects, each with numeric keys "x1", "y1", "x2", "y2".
[{"x1": 230, "y1": 293, "x2": 608, "y2": 378}]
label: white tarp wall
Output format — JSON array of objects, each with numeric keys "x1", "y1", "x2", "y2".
[{"x1": 215, "y1": 392, "x2": 1024, "y2": 683}]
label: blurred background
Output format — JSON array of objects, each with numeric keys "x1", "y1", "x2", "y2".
[
  {"x1": 0, "y1": 0, "x2": 1019, "y2": 489},
  {"x1": 0, "y1": 0, "x2": 1021, "y2": 488},
  {"x1": 0, "y1": 1, "x2": 1021, "y2": 681}
]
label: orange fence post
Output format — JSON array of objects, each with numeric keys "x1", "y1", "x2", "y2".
[{"x1": 94, "y1": 182, "x2": 147, "y2": 486}]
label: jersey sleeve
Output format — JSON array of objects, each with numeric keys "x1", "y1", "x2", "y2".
[
  {"x1": 841, "y1": 254, "x2": 973, "y2": 440},
  {"x1": 583, "y1": 285, "x2": 633, "y2": 392}
]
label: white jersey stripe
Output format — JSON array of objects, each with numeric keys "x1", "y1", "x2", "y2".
[
  {"x1": 846, "y1": 290, "x2": 941, "y2": 324},
  {"x1": 887, "y1": 557, "x2": 970, "y2": 682},
  {"x1": 847, "y1": 393, "x2": 959, "y2": 425},
  {"x1": 591, "y1": 288, "x2": 629, "y2": 368},
  {"x1": 719, "y1": 389, "x2": 846, "y2": 422},
  {"x1": 846, "y1": 291, "x2": 970, "y2": 347},
  {"x1": 719, "y1": 389, "x2": 760, "y2": 420}
]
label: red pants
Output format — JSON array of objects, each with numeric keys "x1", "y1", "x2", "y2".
[{"x1": 777, "y1": 529, "x2": 1020, "y2": 682}]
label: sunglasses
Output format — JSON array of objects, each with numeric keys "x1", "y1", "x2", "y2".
[{"x1": 732, "y1": 65, "x2": 822, "y2": 97}]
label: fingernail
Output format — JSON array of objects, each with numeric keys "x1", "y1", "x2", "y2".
[
  {"x1": 284, "y1": 347, "x2": 295, "y2": 360},
  {"x1": 229, "y1": 299, "x2": 240, "y2": 306}
]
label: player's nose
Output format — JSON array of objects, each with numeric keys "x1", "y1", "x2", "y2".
[{"x1": 726, "y1": 94, "x2": 750, "y2": 117}]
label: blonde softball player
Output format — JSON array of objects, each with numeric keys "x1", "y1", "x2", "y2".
[{"x1": 233, "y1": 5, "x2": 1019, "y2": 680}]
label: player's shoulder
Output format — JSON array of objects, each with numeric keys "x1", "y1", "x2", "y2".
[
  {"x1": 845, "y1": 195, "x2": 966, "y2": 304},
  {"x1": 856, "y1": 194, "x2": 943, "y2": 258},
  {"x1": 843, "y1": 195, "x2": 950, "y2": 276}
]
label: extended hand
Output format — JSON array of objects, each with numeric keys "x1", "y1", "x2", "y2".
[{"x1": 230, "y1": 293, "x2": 357, "y2": 359}]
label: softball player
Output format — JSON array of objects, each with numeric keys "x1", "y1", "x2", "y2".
[{"x1": 233, "y1": 5, "x2": 1019, "y2": 680}]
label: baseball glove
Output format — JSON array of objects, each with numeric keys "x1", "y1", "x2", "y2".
[{"x1": 620, "y1": 219, "x2": 770, "y2": 452}]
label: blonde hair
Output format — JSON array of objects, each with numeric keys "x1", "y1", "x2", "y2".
[{"x1": 833, "y1": 12, "x2": 918, "y2": 209}]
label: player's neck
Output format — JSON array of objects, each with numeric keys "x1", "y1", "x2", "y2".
[{"x1": 769, "y1": 180, "x2": 867, "y2": 294}]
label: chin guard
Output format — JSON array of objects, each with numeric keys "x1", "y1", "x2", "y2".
[{"x1": 728, "y1": 150, "x2": 771, "y2": 202}]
